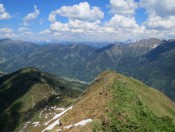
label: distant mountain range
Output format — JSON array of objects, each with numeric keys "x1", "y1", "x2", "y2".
[
  {"x1": 0, "y1": 38, "x2": 175, "y2": 101},
  {"x1": 1, "y1": 69, "x2": 175, "y2": 131}
]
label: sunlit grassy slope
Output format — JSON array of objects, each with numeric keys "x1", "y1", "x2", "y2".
[{"x1": 58, "y1": 71, "x2": 175, "y2": 131}]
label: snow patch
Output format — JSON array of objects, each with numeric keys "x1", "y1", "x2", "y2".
[
  {"x1": 44, "y1": 106, "x2": 73, "y2": 126},
  {"x1": 22, "y1": 121, "x2": 31, "y2": 129},
  {"x1": 39, "y1": 107, "x2": 47, "y2": 118},
  {"x1": 64, "y1": 119, "x2": 93, "y2": 130},
  {"x1": 64, "y1": 124, "x2": 73, "y2": 129},
  {"x1": 42, "y1": 119, "x2": 60, "y2": 132},
  {"x1": 54, "y1": 108, "x2": 65, "y2": 111},
  {"x1": 151, "y1": 44, "x2": 158, "y2": 49},
  {"x1": 51, "y1": 106, "x2": 57, "y2": 109},
  {"x1": 74, "y1": 119, "x2": 93, "y2": 126},
  {"x1": 32, "y1": 121, "x2": 40, "y2": 127},
  {"x1": 26, "y1": 121, "x2": 31, "y2": 124}
]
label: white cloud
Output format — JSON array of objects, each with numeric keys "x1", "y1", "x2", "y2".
[
  {"x1": 39, "y1": 29, "x2": 52, "y2": 35},
  {"x1": 141, "y1": 0, "x2": 175, "y2": 32},
  {"x1": 17, "y1": 27, "x2": 30, "y2": 32},
  {"x1": 47, "y1": 14, "x2": 147, "y2": 42},
  {"x1": 0, "y1": 3, "x2": 11, "y2": 19},
  {"x1": 69, "y1": 20, "x2": 100, "y2": 31},
  {"x1": 1, "y1": 33, "x2": 15, "y2": 38},
  {"x1": 106, "y1": 15, "x2": 138, "y2": 29},
  {"x1": 141, "y1": 0, "x2": 175, "y2": 17},
  {"x1": 48, "y1": 2, "x2": 104, "y2": 22},
  {"x1": 47, "y1": 2, "x2": 106, "y2": 41},
  {"x1": 109, "y1": 0, "x2": 138, "y2": 16},
  {"x1": 0, "y1": 27, "x2": 13, "y2": 33},
  {"x1": 2, "y1": 1, "x2": 175, "y2": 42},
  {"x1": 23, "y1": 5, "x2": 40, "y2": 25},
  {"x1": 50, "y1": 20, "x2": 101, "y2": 33},
  {"x1": 105, "y1": 15, "x2": 145, "y2": 35},
  {"x1": 50, "y1": 21, "x2": 69, "y2": 32},
  {"x1": 0, "y1": 27, "x2": 15, "y2": 38},
  {"x1": 144, "y1": 15, "x2": 175, "y2": 30}
]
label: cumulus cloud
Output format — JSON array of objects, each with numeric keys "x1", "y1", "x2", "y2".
[
  {"x1": 104, "y1": 15, "x2": 146, "y2": 38},
  {"x1": 68, "y1": 20, "x2": 100, "y2": 31},
  {"x1": 0, "y1": 27, "x2": 15, "y2": 38},
  {"x1": 3, "y1": 1, "x2": 175, "y2": 42},
  {"x1": 50, "y1": 20, "x2": 101, "y2": 32},
  {"x1": 144, "y1": 15, "x2": 175, "y2": 30},
  {"x1": 141, "y1": 0, "x2": 175, "y2": 31},
  {"x1": 47, "y1": 2, "x2": 106, "y2": 40},
  {"x1": 46, "y1": 1, "x2": 148, "y2": 42},
  {"x1": 141, "y1": 0, "x2": 175, "y2": 17},
  {"x1": 0, "y1": 3, "x2": 11, "y2": 19},
  {"x1": 23, "y1": 5, "x2": 40, "y2": 25},
  {"x1": 106, "y1": 15, "x2": 139, "y2": 29},
  {"x1": 46, "y1": 1, "x2": 148, "y2": 41},
  {"x1": 50, "y1": 21, "x2": 69, "y2": 32},
  {"x1": 104, "y1": 0, "x2": 145, "y2": 38},
  {"x1": 48, "y1": 2, "x2": 104, "y2": 22},
  {"x1": 109, "y1": 0, "x2": 138, "y2": 16}
]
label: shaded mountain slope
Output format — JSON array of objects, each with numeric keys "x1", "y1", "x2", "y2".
[
  {"x1": 129, "y1": 42, "x2": 175, "y2": 100},
  {"x1": 0, "y1": 39, "x2": 39, "y2": 58},
  {"x1": 145, "y1": 39, "x2": 175, "y2": 60},
  {"x1": 0, "y1": 67, "x2": 87, "y2": 132}
]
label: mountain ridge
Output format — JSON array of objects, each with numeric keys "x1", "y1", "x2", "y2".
[
  {"x1": 30, "y1": 71, "x2": 175, "y2": 132},
  {"x1": 0, "y1": 67, "x2": 87, "y2": 132}
]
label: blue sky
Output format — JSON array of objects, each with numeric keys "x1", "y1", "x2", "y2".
[{"x1": 0, "y1": 0, "x2": 175, "y2": 42}]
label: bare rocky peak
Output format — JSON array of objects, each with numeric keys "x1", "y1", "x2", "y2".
[{"x1": 131, "y1": 38, "x2": 162, "y2": 48}]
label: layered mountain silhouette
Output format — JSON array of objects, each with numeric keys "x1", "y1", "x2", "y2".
[{"x1": 0, "y1": 38, "x2": 175, "y2": 101}]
